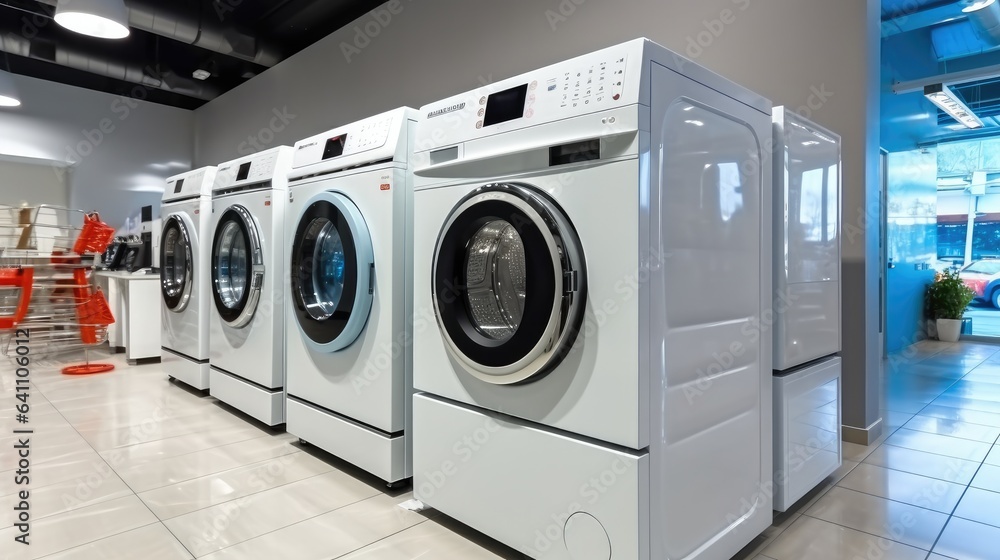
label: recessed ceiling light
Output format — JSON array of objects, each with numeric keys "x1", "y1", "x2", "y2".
[
  {"x1": 192, "y1": 69, "x2": 211, "y2": 81},
  {"x1": 685, "y1": 120, "x2": 704, "y2": 126},
  {"x1": 54, "y1": 0, "x2": 130, "y2": 40}
]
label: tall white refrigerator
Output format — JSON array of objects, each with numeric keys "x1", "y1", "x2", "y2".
[{"x1": 771, "y1": 106, "x2": 843, "y2": 511}]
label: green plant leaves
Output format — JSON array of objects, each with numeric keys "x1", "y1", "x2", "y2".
[{"x1": 927, "y1": 268, "x2": 976, "y2": 320}]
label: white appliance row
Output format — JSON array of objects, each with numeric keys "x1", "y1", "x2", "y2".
[
  {"x1": 156, "y1": 37, "x2": 843, "y2": 560},
  {"x1": 771, "y1": 107, "x2": 843, "y2": 512},
  {"x1": 160, "y1": 167, "x2": 217, "y2": 390},
  {"x1": 282, "y1": 108, "x2": 417, "y2": 484},
  {"x1": 207, "y1": 147, "x2": 294, "y2": 426}
]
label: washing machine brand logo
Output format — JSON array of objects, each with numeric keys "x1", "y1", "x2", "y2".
[
  {"x1": 297, "y1": 142, "x2": 318, "y2": 150},
  {"x1": 427, "y1": 103, "x2": 466, "y2": 119}
]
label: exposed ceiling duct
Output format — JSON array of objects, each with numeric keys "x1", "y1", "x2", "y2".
[
  {"x1": 34, "y1": 0, "x2": 282, "y2": 67},
  {"x1": 0, "y1": 29, "x2": 221, "y2": 100},
  {"x1": 967, "y1": 0, "x2": 1000, "y2": 44}
]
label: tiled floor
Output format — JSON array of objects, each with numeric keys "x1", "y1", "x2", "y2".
[
  {"x1": 0, "y1": 352, "x2": 521, "y2": 559},
  {"x1": 736, "y1": 339, "x2": 1000, "y2": 560},
  {"x1": 4, "y1": 340, "x2": 1000, "y2": 559}
]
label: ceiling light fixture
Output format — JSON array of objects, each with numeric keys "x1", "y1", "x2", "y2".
[
  {"x1": 963, "y1": 0, "x2": 997, "y2": 13},
  {"x1": 801, "y1": 140, "x2": 820, "y2": 146},
  {"x1": 192, "y1": 69, "x2": 211, "y2": 81},
  {"x1": 54, "y1": 0, "x2": 130, "y2": 40},
  {"x1": 0, "y1": 37, "x2": 20, "y2": 107},
  {"x1": 924, "y1": 83, "x2": 984, "y2": 129},
  {"x1": 0, "y1": 71, "x2": 21, "y2": 107},
  {"x1": 685, "y1": 119, "x2": 704, "y2": 126}
]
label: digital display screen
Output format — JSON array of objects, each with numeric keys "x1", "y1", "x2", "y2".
[
  {"x1": 323, "y1": 135, "x2": 348, "y2": 160},
  {"x1": 173, "y1": 179, "x2": 185, "y2": 194},
  {"x1": 483, "y1": 84, "x2": 528, "y2": 127},
  {"x1": 236, "y1": 162, "x2": 251, "y2": 181}
]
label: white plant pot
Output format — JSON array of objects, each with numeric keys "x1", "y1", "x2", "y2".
[{"x1": 937, "y1": 318, "x2": 963, "y2": 343}]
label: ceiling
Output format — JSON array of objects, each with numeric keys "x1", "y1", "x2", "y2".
[
  {"x1": 882, "y1": 0, "x2": 1000, "y2": 150},
  {"x1": 0, "y1": 0, "x2": 383, "y2": 109}
]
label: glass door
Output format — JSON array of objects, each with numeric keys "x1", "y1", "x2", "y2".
[
  {"x1": 160, "y1": 214, "x2": 193, "y2": 312},
  {"x1": 432, "y1": 183, "x2": 585, "y2": 385},
  {"x1": 212, "y1": 204, "x2": 264, "y2": 328},
  {"x1": 290, "y1": 191, "x2": 374, "y2": 352}
]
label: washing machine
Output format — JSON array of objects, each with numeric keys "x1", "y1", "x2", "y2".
[
  {"x1": 207, "y1": 146, "x2": 294, "y2": 425},
  {"x1": 285, "y1": 107, "x2": 417, "y2": 484},
  {"x1": 160, "y1": 166, "x2": 218, "y2": 390},
  {"x1": 411, "y1": 38, "x2": 773, "y2": 560}
]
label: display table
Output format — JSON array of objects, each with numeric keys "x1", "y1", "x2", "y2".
[{"x1": 93, "y1": 270, "x2": 161, "y2": 364}]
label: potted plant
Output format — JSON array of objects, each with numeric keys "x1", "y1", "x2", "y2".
[{"x1": 926, "y1": 268, "x2": 975, "y2": 342}]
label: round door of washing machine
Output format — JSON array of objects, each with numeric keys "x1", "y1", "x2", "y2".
[
  {"x1": 211, "y1": 204, "x2": 264, "y2": 328},
  {"x1": 432, "y1": 183, "x2": 586, "y2": 385},
  {"x1": 160, "y1": 214, "x2": 194, "y2": 312},
  {"x1": 290, "y1": 191, "x2": 374, "y2": 353}
]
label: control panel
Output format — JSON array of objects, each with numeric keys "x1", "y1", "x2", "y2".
[
  {"x1": 416, "y1": 40, "x2": 641, "y2": 152},
  {"x1": 216, "y1": 147, "x2": 289, "y2": 189},
  {"x1": 554, "y1": 55, "x2": 627, "y2": 110},
  {"x1": 163, "y1": 167, "x2": 217, "y2": 201},
  {"x1": 293, "y1": 114, "x2": 394, "y2": 169},
  {"x1": 463, "y1": 56, "x2": 627, "y2": 132}
]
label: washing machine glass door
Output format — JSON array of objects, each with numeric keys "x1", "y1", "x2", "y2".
[
  {"x1": 212, "y1": 204, "x2": 264, "y2": 328},
  {"x1": 291, "y1": 191, "x2": 374, "y2": 352},
  {"x1": 433, "y1": 183, "x2": 586, "y2": 385},
  {"x1": 160, "y1": 214, "x2": 194, "y2": 312}
]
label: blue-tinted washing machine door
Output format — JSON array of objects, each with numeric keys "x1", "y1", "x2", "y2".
[
  {"x1": 160, "y1": 214, "x2": 194, "y2": 312},
  {"x1": 290, "y1": 191, "x2": 374, "y2": 353}
]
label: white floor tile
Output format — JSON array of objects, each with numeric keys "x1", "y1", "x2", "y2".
[
  {"x1": 199, "y1": 494, "x2": 427, "y2": 560},
  {"x1": 0, "y1": 450, "x2": 108, "y2": 491},
  {"x1": 933, "y1": 517, "x2": 1000, "y2": 559},
  {"x1": 971, "y1": 463, "x2": 1000, "y2": 493},
  {"x1": 0, "y1": 467, "x2": 132, "y2": 527},
  {"x1": 40, "y1": 523, "x2": 192, "y2": 560},
  {"x1": 97, "y1": 424, "x2": 269, "y2": 469},
  {"x1": 953, "y1": 487, "x2": 1000, "y2": 528},
  {"x1": 335, "y1": 517, "x2": 512, "y2": 560},
  {"x1": 805, "y1": 486, "x2": 948, "y2": 550},
  {"x1": 0, "y1": 495, "x2": 158, "y2": 559},
  {"x1": 763, "y1": 515, "x2": 927, "y2": 560},
  {"x1": 863, "y1": 444, "x2": 981, "y2": 485},
  {"x1": 114, "y1": 435, "x2": 299, "y2": 492},
  {"x1": 902, "y1": 414, "x2": 1000, "y2": 443},
  {"x1": 884, "y1": 429, "x2": 992, "y2": 462},
  {"x1": 163, "y1": 469, "x2": 380, "y2": 556},
  {"x1": 918, "y1": 404, "x2": 1000, "y2": 428},
  {"x1": 138, "y1": 451, "x2": 334, "y2": 519},
  {"x1": 836, "y1": 463, "x2": 966, "y2": 514}
]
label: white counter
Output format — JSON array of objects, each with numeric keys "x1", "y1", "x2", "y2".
[{"x1": 93, "y1": 270, "x2": 161, "y2": 363}]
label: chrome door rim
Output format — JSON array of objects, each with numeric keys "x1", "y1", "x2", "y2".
[
  {"x1": 213, "y1": 204, "x2": 264, "y2": 328},
  {"x1": 161, "y1": 214, "x2": 194, "y2": 313},
  {"x1": 432, "y1": 183, "x2": 586, "y2": 384}
]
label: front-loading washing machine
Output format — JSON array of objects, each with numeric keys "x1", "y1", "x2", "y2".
[
  {"x1": 208, "y1": 146, "x2": 294, "y2": 425},
  {"x1": 411, "y1": 38, "x2": 773, "y2": 560},
  {"x1": 160, "y1": 166, "x2": 218, "y2": 390},
  {"x1": 285, "y1": 107, "x2": 417, "y2": 484}
]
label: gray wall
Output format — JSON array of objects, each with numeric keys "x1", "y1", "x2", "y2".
[
  {"x1": 194, "y1": 0, "x2": 882, "y2": 437},
  {"x1": 0, "y1": 157, "x2": 69, "y2": 209},
  {"x1": 0, "y1": 72, "x2": 194, "y2": 227}
]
